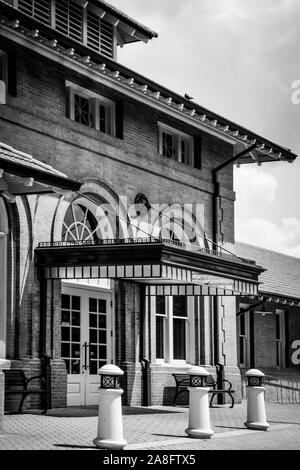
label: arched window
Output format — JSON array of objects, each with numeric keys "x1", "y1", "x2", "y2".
[
  {"x1": 62, "y1": 203, "x2": 99, "y2": 242},
  {"x1": 61, "y1": 196, "x2": 118, "y2": 242}
]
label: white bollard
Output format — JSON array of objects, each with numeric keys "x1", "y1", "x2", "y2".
[
  {"x1": 185, "y1": 366, "x2": 214, "y2": 439},
  {"x1": 244, "y1": 369, "x2": 269, "y2": 431},
  {"x1": 93, "y1": 364, "x2": 127, "y2": 450}
]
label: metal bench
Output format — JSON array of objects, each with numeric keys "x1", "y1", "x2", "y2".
[
  {"x1": 4, "y1": 369, "x2": 49, "y2": 414},
  {"x1": 172, "y1": 372, "x2": 235, "y2": 408}
]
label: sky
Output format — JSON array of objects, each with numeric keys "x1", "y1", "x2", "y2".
[{"x1": 108, "y1": 0, "x2": 300, "y2": 257}]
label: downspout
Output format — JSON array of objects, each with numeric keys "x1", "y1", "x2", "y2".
[{"x1": 211, "y1": 143, "x2": 257, "y2": 366}]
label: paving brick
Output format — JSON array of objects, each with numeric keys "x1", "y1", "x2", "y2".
[{"x1": 0, "y1": 402, "x2": 299, "y2": 450}]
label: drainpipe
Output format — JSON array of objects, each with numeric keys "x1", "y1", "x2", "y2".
[{"x1": 211, "y1": 143, "x2": 257, "y2": 367}]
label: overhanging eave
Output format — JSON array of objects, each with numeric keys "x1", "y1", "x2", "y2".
[{"x1": 35, "y1": 239, "x2": 264, "y2": 296}]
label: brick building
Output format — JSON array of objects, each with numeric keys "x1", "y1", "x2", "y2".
[
  {"x1": 0, "y1": 0, "x2": 297, "y2": 410},
  {"x1": 235, "y1": 243, "x2": 300, "y2": 372}
]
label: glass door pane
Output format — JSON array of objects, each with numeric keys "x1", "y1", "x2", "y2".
[
  {"x1": 89, "y1": 297, "x2": 107, "y2": 374},
  {"x1": 61, "y1": 294, "x2": 81, "y2": 374}
]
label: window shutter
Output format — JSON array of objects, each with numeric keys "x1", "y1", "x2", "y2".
[
  {"x1": 115, "y1": 100, "x2": 123, "y2": 139},
  {"x1": 65, "y1": 86, "x2": 72, "y2": 119},
  {"x1": 7, "y1": 52, "x2": 17, "y2": 97},
  {"x1": 18, "y1": 0, "x2": 51, "y2": 25},
  {"x1": 87, "y1": 11, "x2": 100, "y2": 52},
  {"x1": 100, "y1": 21, "x2": 114, "y2": 58},
  {"x1": 87, "y1": 11, "x2": 114, "y2": 58},
  {"x1": 33, "y1": 0, "x2": 51, "y2": 25},
  {"x1": 56, "y1": 0, "x2": 83, "y2": 42},
  {"x1": 193, "y1": 135, "x2": 202, "y2": 169},
  {"x1": 18, "y1": 0, "x2": 33, "y2": 15}
]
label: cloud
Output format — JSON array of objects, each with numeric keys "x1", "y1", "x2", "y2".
[
  {"x1": 236, "y1": 217, "x2": 300, "y2": 257},
  {"x1": 234, "y1": 166, "x2": 277, "y2": 221}
]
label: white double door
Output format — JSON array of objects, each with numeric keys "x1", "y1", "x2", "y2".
[{"x1": 61, "y1": 284, "x2": 113, "y2": 406}]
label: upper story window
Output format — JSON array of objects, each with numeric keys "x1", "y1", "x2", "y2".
[
  {"x1": 0, "y1": 51, "x2": 8, "y2": 105},
  {"x1": 66, "y1": 81, "x2": 115, "y2": 136},
  {"x1": 11, "y1": 0, "x2": 116, "y2": 59},
  {"x1": 158, "y1": 123, "x2": 194, "y2": 166}
]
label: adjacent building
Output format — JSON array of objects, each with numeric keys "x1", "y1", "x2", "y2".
[
  {"x1": 235, "y1": 242, "x2": 300, "y2": 372},
  {"x1": 0, "y1": 0, "x2": 297, "y2": 410}
]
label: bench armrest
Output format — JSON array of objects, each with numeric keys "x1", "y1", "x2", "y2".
[
  {"x1": 26, "y1": 375, "x2": 47, "y2": 389},
  {"x1": 221, "y1": 379, "x2": 233, "y2": 390}
]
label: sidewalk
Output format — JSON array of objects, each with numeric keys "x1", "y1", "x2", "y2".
[{"x1": 0, "y1": 401, "x2": 299, "y2": 451}]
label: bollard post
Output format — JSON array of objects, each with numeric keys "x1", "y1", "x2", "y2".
[
  {"x1": 185, "y1": 366, "x2": 214, "y2": 439},
  {"x1": 93, "y1": 364, "x2": 127, "y2": 450},
  {"x1": 244, "y1": 369, "x2": 269, "y2": 431}
]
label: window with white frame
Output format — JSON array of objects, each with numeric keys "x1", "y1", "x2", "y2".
[
  {"x1": 0, "y1": 50, "x2": 8, "y2": 105},
  {"x1": 237, "y1": 306, "x2": 250, "y2": 368},
  {"x1": 158, "y1": 123, "x2": 193, "y2": 166},
  {"x1": 155, "y1": 295, "x2": 190, "y2": 363},
  {"x1": 66, "y1": 82, "x2": 115, "y2": 136}
]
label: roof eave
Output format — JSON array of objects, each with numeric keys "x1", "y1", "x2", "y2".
[
  {"x1": 90, "y1": 0, "x2": 158, "y2": 39},
  {"x1": 0, "y1": 156, "x2": 82, "y2": 192}
]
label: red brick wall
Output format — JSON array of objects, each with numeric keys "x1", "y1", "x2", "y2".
[{"x1": 253, "y1": 311, "x2": 277, "y2": 368}]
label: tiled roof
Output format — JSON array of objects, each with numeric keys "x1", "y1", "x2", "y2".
[
  {"x1": 0, "y1": 142, "x2": 81, "y2": 191},
  {"x1": 235, "y1": 242, "x2": 300, "y2": 301}
]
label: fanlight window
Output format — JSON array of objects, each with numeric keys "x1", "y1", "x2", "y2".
[{"x1": 62, "y1": 203, "x2": 99, "y2": 242}]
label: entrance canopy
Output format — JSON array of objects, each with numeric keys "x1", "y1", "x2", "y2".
[{"x1": 36, "y1": 238, "x2": 264, "y2": 296}]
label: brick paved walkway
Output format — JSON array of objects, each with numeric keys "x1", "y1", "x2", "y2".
[{"x1": 0, "y1": 402, "x2": 299, "y2": 451}]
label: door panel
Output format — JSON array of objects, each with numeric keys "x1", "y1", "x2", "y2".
[
  {"x1": 61, "y1": 286, "x2": 112, "y2": 406},
  {"x1": 85, "y1": 295, "x2": 111, "y2": 405},
  {"x1": 61, "y1": 293, "x2": 82, "y2": 405}
]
